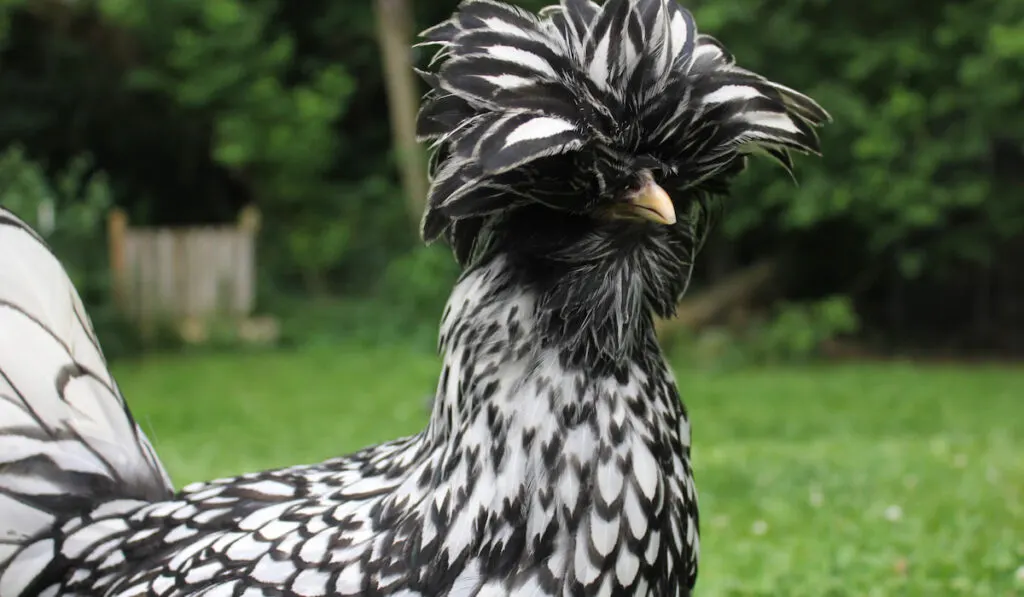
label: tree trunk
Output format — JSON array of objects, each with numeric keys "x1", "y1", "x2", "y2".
[{"x1": 374, "y1": 0, "x2": 429, "y2": 228}]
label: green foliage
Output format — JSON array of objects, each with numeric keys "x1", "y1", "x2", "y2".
[
  {"x1": 747, "y1": 295, "x2": 861, "y2": 364},
  {"x1": 0, "y1": 0, "x2": 1021, "y2": 350},
  {"x1": 114, "y1": 348, "x2": 1024, "y2": 594},
  {"x1": 692, "y1": 0, "x2": 1024, "y2": 277},
  {"x1": 0, "y1": 6, "x2": 10, "y2": 44},
  {"x1": 271, "y1": 244, "x2": 459, "y2": 351},
  {"x1": 0, "y1": 145, "x2": 144, "y2": 358},
  {"x1": 379, "y1": 244, "x2": 461, "y2": 323},
  {"x1": 675, "y1": 296, "x2": 860, "y2": 368},
  {"x1": 0, "y1": 145, "x2": 110, "y2": 293},
  {"x1": 100, "y1": 0, "x2": 359, "y2": 281}
]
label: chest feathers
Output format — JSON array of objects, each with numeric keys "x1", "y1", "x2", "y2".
[{"x1": 417, "y1": 258, "x2": 699, "y2": 596}]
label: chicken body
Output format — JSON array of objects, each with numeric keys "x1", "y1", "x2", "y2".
[
  {"x1": 9, "y1": 255, "x2": 695, "y2": 597},
  {"x1": 0, "y1": 0, "x2": 826, "y2": 595}
]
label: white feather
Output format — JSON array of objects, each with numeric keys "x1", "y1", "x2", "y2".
[
  {"x1": 501, "y1": 116, "x2": 577, "y2": 146},
  {"x1": 574, "y1": 527, "x2": 601, "y2": 584},
  {"x1": 479, "y1": 74, "x2": 535, "y2": 90},
  {"x1": 631, "y1": 443, "x2": 660, "y2": 500},
  {"x1": 0, "y1": 539, "x2": 53, "y2": 597},
  {"x1": 703, "y1": 84, "x2": 765, "y2": 105},
  {"x1": 334, "y1": 558, "x2": 365, "y2": 595},
  {"x1": 737, "y1": 110, "x2": 802, "y2": 134},
  {"x1": 615, "y1": 547, "x2": 640, "y2": 586},
  {"x1": 291, "y1": 568, "x2": 332, "y2": 596},
  {"x1": 668, "y1": 9, "x2": 690, "y2": 60},
  {"x1": 0, "y1": 209, "x2": 173, "y2": 589},
  {"x1": 486, "y1": 45, "x2": 558, "y2": 78},
  {"x1": 588, "y1": 33, "x2": 613, "y2": 88},
  {"x1": 589, "y1": 511, "x2": 618, "y2": 557},
  {"x1": 250, "y1": 552, "x2": 297, "y2": 585}
]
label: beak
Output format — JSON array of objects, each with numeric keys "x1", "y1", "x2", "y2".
[{"x1": 625, "y1": 181, "x2": 676, "y2": 225}]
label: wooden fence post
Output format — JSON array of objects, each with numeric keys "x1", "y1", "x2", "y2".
[
  {"x1": 374, "y1": 0, "x2": 429, "y2": 226},
  {"x1": 108, "y1": 208, "x2": 128, "y2": 310},
  {"x1": 238, "y1": 204, "x2": 261, "y2": 234},
  {"x1": 236, "y1": 205, "x2": 260, "y2": 315}
]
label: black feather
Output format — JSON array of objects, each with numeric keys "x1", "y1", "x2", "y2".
[{"x1": 416, "y1": 92, "x2": 473, "y2": 140}]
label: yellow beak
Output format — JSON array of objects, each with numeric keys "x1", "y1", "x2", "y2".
[{"x1": 626, "y1": 181, "x2": 676, "y2": 225}]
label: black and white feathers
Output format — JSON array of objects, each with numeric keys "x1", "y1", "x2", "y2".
[
  {"x1": 417, "y1": 0, "x2": 827, "y2": 368},
  {"x1": 417, "y1": 0, "x2": 828, "y2": 266},
  {"x1": 0, "y1": 1, "x2": 827, "y2": 596},
  {"x1": 0, "y1": 210, "x2": 173, "y2": 596},
  {"x1": 0, "y1": 208, "x2": 697, "y2": 596}
]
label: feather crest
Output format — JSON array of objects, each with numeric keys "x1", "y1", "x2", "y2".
[{"x1": 418, "y1": 0, "x2": 829, "y2": 260}]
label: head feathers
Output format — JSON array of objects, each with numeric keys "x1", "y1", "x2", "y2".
[{"x1": 417, "y1": 0, "x2": 829, "y2": 264}]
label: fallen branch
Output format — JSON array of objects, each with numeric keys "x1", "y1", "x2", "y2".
[{"x1": 656, "y1": 258, "x2": 779, "y2": 340}]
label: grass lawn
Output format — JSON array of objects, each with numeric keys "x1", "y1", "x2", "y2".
[{"x1": 112, "y1": 347, "x2": 1024, "y2": 596}]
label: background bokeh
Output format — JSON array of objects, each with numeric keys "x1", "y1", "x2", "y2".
[{"x1": 0, "y1": 0, "x2": 1021, "y2": 594}]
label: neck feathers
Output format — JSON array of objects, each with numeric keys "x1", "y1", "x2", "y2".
[
  {"x1": 422, "y1": 255, "x2": 699, "y2": 592},
  {"x1": 443, "y1": 218, "x2": 686, "y2": 374},
  {"x1": 431, "y1": 254, "x2": 668, "y2": 440},
  {"x1": 429, "y1": 253, "x2": 685, "y2": 474}
]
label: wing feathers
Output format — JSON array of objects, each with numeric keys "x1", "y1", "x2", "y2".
[{"x1": 0, "y1": 208, "x2": 172, "y2": 583}]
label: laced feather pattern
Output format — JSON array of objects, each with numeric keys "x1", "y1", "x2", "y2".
[
  {"x1": 0, "y1": 1, "x2": 827, "y2": 596},
  {"x1": 417, "y1": 0, "x2": 828, "y2": 266}
]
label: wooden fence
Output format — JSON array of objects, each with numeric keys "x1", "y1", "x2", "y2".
[{"x1": 108, "y1": 207, "x2": 260, "y2": 330}]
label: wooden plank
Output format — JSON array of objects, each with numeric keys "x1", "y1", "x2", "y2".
[
  {"x1": 236, "y1": 228, "x2": 255, "y2": 315},
  {"x1": 139, "y1": 229, "x2": 159, "y2": 338},
  {"x1": 124, "y1": 233, "x2": 139, "y2": 319},
  {"x1": 113, "y1": 211, "x2": 260, "y2": 328},
  {"x1": 155, "y1": 229, "x2": 174, "y2": 318},
  {"x1": 107, "y1": 209, "x2": 128, "y2": 309},
  {"x1": 201, "y1": 228, "x2": 219, "y2": 315},
  {"x1": 236, "y1": 207, "x2": 259, "y2": 315},
  {"x1": 171, "y1": 228, "x2": 186, "y2": 319},
  {"x1": 220, "y1": 229, "x2": 238, "y2": 314},
  {"x1": 187, "y1": 228, "x2": 202, "y2": 317}
]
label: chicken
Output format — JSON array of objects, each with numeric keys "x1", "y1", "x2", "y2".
[{"x1": 0, "y1": 0, "x2": 827, "y2": 595}]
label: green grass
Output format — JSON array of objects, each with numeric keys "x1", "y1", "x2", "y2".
[{"x1": 112, "y1": 348, "x2": 1024, "y2": 596}]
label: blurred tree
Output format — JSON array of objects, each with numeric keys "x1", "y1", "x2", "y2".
[
  {"x1": 101, "y1": 0, "x2": 360, "y2": 292},
  {"x1": 374, "y1": 0, "x2": 429, "y2": 223},
  {"x1": 686, "y1": 0, "x2": 1024, "y2": 350},
  {"x1": 0, "y1": 0, "x2": 1021, "y2": 351}
]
